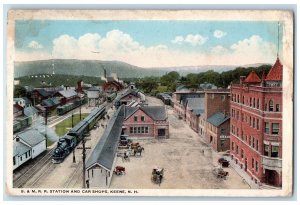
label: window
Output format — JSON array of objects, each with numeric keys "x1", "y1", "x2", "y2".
[
  {"x1": 13, "y1": 157, "x2": 16, "y2": 165},
  {"x1": 241, "y1": 149, "x2": 244, "y2": 159},
  {"x1": 237, "y1": 95, "x2": 240, "y2": 103},
  {"x1": 253, "y1": 98, "x2": 256, "y2": 107},
  {"x1": 257, "y1": 119, "x2": 260, "y2": 130},
  {"x1": 252, "y1": 137, "x2": 255, "y2": 148},
  {"x1": 272, "y1": 123, "x2": 279, "y2": 135},
  {"x1": 255, "y1": 161, "x2": 258, "y2": 172},
  {"x1": 28, "y1": 151, "x2": 31, "y2": 157},
  {"x1": 276, "y1": 104, "x2": 280, "y2": 112},
  {"x1": 134, "y1": 127, "x2": 137, "y2": 133},
  {"x1": 221, "y1": 95, "x2": 225, "y2": 101},
  {"x1": 25, "y1": 152, "x2": 28, "y2": 158},
  {"x1": 232, "y1": 142, "x2": 234, "y2": 151},
  {"x1": 141, "y1": 116, "x2": 145, "y2": 122},
  {"x1": 253, "y1": 117, "x2": 256, "y2": 128},
  {"x1": 134, "y1": 116, "x2": 138, "y2": 122},
  {"x1": 20, "y1": 156, "x2": 22, "y2": 161},
  {"x1": 271, "y1": 146, "x2": 279, "y2": 157},
  {"x1": 264, "y1": 144, "x2": 269, "y2": 156},
  {"x1": 242, "y1": 113, "x2": 244, "y2": 122},
  {"x1": 265, "y1": 122, "x2": 270, "y2": 134},
  {"x1": 237, "y1": 128, "x2": 239, "y2": 137},
  {"x1": 265, "y1": 103, "x2": 268, "y2": 111},
  {"x1": 250, "y1": 116, "x2": 252, "y2": 126},
  {"x1": 250, "y1": 97, "x2": 252, "y2": 107},
  {"x1": 269, "y1": 100, "x2": 274, "y2": 111},
  {"x1": 137, "y1": 127, "x2": 141, "y2": 133},
  {"x1": 145, "y1": 127, "x2": 149, "y2": 133},
  {"x1": 221, "y1": 128, "x2": 225, "y2": 135},
  {"x1": 237, "y1": 111, "x2": 239, "y2": 120},
  {"x1": 130, "y1": 127, "x2": 133, "y2": 134},
  {"x1": 242, "y1": 96, "x2": 245, "y2": 104},
  {"x1": 141, "y1": 127, "x2": 145, "y2": 133},
  {"x1": 252, "y1": 158, "x2": 254, "y2": 168},
  {"x1": 256, "y1": 139, "x2": 259, "y2": 151},
  {"x1": 257, "y1": 99, "x2": 260, "y2": 109},
  {"x1": 236, "y1": 145, "x2": 239, "y2": 154}
]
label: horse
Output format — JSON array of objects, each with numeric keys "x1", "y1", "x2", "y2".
[{"x1": 133, "y1": 146, "x2": 144, "y2": 156}]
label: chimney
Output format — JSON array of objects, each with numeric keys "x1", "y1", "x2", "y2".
[
  {"x1": 240, "y1": 76, "x2": 246, "y2": 84},
  {"x1": 16, "y1": 136, "x2": 20, "y2": 142}
]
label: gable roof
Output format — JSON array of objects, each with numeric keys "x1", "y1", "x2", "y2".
[
  {"x1": 186, "y1": 97, "x2": 205, "y2": 111},
  {"x1": 24, "y1": 106, "x2": 39, "y2": 117},
  {"x1": 244, "y1": 71, "x2": 261, "y2": 83},
  {"x1": 125, "y1": 106, "x2": 167, "y2": 121},
  {"x1": 207, "y1": 112, "x2": 230, "y2": 127},
  {"x1": 13, "y1": 141, "x2": 31, "y2": 156},
  {"x1": 87, "y1": 86, "x2": 100, "y2": 91},
  {"x1": 22, "y1": 97, "x2": 32, "y2": 105},
  {"x1": 58, "y1": 89, "x2": 78, "y2": 98},
  {"x1": 42, "y1": 97, "x2": 60, "y2": 107},
  {"x1": 265, "y1": 57, "x2": 283, "y2": 81},
  {"x1": 85, "y1": 105, "x2": 125, "y2": 171},
  {"x1": 35, "y1": 89, "x2": 51, "y2": 97},
  {"x1": 17, "y1": 129, "x2": 45, "y2": 147},
  {"x1": 191, "y1": 108, "x2": 205, "y2": 116}
]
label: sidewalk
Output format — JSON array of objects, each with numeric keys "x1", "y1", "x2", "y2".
[{"x1": 224, "y1": 156, "x2": 259, "y2": 189}]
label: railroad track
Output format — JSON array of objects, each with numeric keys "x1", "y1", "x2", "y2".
[
  {"x1": 63, "y1": 161, "x2": 83, "y2": 188},
  {"x1": 13, "y1": 148, "x2": 55, "y2": 188}
]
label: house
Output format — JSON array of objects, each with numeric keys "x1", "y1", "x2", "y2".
[
  {"x1": 185, "y1": 98, "x2": 205, "y2": 133},
  {"x1": 85, "y1": 105, "x2": 125, "y2": 188},
  {"x1": 230, "y1": 58, "x2": 283, "y2": 187},
  {"x1": 123, "y1": 106, "x2": 169, "y2": 138},
  {"x1": 13, "y1": 104, "x2": 24, "y2": 119},
  {"x1": 41, "y1": 97, "x2": 61, "y2": 116},
  {"x1": 102, "y1": 81, "x2": 124, "y2": 93},
  {"x1": 31, "y1": 89, "x2": 52, "y2": 105},
  {"x1": 24, "y1": 106, "x2": 39, "y2": 122},
  {"x1": 55, "y1": 89, "x2": 79, "y2": 104},
  {"x1": 206, "y1": 112, "x2": 230, "y2": 152},
  {"x1": 16, "y1": 129, "x2": 46, "y2": 159},
  {"x1": 13, "y1": 98, "x2": 26, "y2": 108},
  {"x1": 13, "y1": 141, "x2": 31, "y2": 170}
]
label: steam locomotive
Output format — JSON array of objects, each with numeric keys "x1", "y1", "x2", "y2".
[{"x1": 52, "y1": 106, "x2": 106, "y2": 163}]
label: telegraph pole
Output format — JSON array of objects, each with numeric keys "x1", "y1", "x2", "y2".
[
  {"x1": 72, "y1": 113, "x2": 76, "y2": 163},
  {"x1": 44, "y1": 108, "x2": 48, "y2": 148},
  {"x1": 82, "y1": 138, "x2": 86, "y2": 188}
]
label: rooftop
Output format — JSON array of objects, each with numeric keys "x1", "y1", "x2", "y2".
[
  {"x1": 13, "y1": 141, "x2": 31, "y2": 156},
  {"x1": 125, "y1": 106, "x2": 168, "y2": 121},
  {"x1": 85, "y1": 105, "x2": 125, "y2": 171},
  {"x1": 17, "y1": 129, "x2": 45, "y2": 147},
  {"x1": 58, "y1": 89, "x2": 78, "y2": 98},
  {"x1": 207, "y1": 112, "x2": 230, "y2": 127},
  {"x1": 186, "y1": 97, "x2": 205, "y2": 111},
  {"x1": 244, "y1": 71, "x2": 261, "y2": 83},
  {"x1": 265, "y1": 57, "x2": 283, "y2": 81}
]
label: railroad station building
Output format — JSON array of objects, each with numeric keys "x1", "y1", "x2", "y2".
[
  {"x1": 122, "y1": 106, "x2": 169, "y2": 138},
  {"x1": 230, "y1": 58, "x2": 283, "y2": 187}
]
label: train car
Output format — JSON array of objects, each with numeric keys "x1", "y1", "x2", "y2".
[
  {"x1": 13, "y1": 121, "x2": 21, "y2": 133},
  {"x1": 52, "y1": 106, "x2": 106, "y2": 163},
  {"x1": 107, "y1": 93, "x2": 117, "y2": 102},
  {"x1": 57, "y1": 97, "x2": 88, "y2": 116}
]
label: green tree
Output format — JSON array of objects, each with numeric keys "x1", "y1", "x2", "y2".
[{"x1": 14, "y1": 85, "x2": 27, "y2": 97}]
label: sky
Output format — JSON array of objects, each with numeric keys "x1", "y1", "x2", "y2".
[{"x1": 15, "y1": 20, "x2": 282, "y2": 68}]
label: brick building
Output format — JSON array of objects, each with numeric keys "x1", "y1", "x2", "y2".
[
  {"x1": 102, "y1": 81, "x2": 123, "y2": 93},
  {"x1": 122, "y1": 106, "x2": 169, "y2": 138},
  {"x1": 199, "y1": 90, "x2": 230, "y2": 144},
  {"x1": 230, "y1": 58, "x2": 283, "y2": 187},
  {"x1": 206, "y1": 112, "x2": 230, "y2": 152}
]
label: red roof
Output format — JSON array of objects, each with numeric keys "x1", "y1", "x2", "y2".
[
  {"x1": 244, "y1": 71, "x2": 261, "y2": 83},
  {"x1": 265, "y1": 57, "x2": 283, "y2": 81}
]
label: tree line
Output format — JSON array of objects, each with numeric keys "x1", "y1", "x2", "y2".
[{"x1": 135, "y1": 64, "x2": 272, "y2": 95}]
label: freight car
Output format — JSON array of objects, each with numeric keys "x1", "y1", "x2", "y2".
[
  {"x1": 13, "y1": 116, "x2": 32, "y2": 133},
  {"x1": 52, "y1": 106, "x2": 106, "y2": 163},
  {"x1": 57, "y1": 97, "x2": 87, "y2": 116}
]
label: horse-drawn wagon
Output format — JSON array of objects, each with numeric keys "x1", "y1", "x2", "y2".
[
  {"x1": 114, "y1": 166, "x2": 126, "y2": 175},
  {"x1": 151, "y1": 168, "x2": 164, "y2": 185},
  {"x1": 212, "y1": 168, "x2": 229, "y2": 179}
]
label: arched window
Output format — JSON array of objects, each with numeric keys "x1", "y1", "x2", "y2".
[
  {"x1": 269, "y1": 100, "x2": 274, "y2": 111},
  {"x1": 257, "y1": 99, "x2": 260, "y2": 109},
  {"x1": 253, "y1": 98, "x2": 256, "y2": 108},
  {"x1": 242, "y1": 96, "x2": 245, "y2": 104}
]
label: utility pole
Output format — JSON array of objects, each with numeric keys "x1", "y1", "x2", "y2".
[
  {"x1": 72, "y1": 113, "x2": 76, "y2": 163},
  {"x1": 44, "y1": 107, "x2": 48, "y2": 148},
  {"x1": 80, "y1": 99, "x2": 82, "y2": 120}
]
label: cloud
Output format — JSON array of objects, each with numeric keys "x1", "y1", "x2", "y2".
[
  {"x1": 15, "y1": 32, "x2": 277, "y2": 67},
  {"x1": 27, "y1": 41, "x2": 43, "y2": 49},
  {"x1": 172, "y1": 34, "x2": 208, "y2": 46},
  {"x1": 213, "y1": 30, "x2": 227, "y2": 38}
]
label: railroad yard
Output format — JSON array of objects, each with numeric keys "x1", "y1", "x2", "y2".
[{"x1": 14, "y1": 96, "x2": 249, "y2": 189}]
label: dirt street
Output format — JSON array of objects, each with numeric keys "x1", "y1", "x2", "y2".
[{"x1": 109, "y1": 96, "x2": 250, "y2": 189}]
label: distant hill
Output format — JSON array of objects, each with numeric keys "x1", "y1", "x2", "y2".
[{"x1": 14, "y1": 59, "x2": 268, "y2": 78}]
